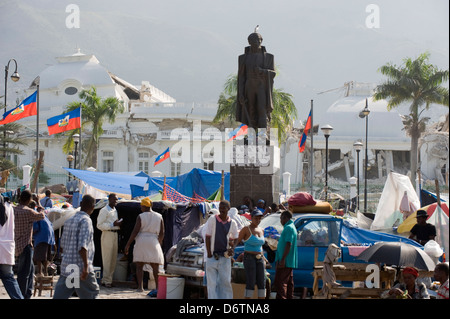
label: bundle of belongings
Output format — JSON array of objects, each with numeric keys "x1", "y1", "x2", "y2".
[{"x1": 287, "y1": 192, "x2": 332, "y2": 213}]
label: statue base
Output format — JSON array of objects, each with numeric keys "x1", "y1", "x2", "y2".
[{"x1": 229, "y1": 144, "x2": 280, "y2": 208}]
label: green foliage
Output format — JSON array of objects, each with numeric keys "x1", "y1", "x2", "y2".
[
  {"x1": 61, "y1": 86, "x2": 124, "y2": 169},
  {"x1": 213, "y1": 72, "x2": 298, "y2": 143}
]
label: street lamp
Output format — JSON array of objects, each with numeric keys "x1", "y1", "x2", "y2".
[
  {"x1": 353, "y1": 141, "x2": 363, "y2": 211},
  {"x1": 359, "y1": 98, "x2": 370, "y2": 213},
  {"x1": 73, "y1": 134, "x2": 80, "y2": 170},
  {"x1": 4, "y1": 59, "x2": 20, "y2": 111},
  {"x1": 3, "y1": 59, "x2": 20, "y2": 159},
  {"x1": 321, "y1": 124, "x2": 333, "y2": 202}
]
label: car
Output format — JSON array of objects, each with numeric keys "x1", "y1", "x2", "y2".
[
  {"x1": 239, "y1": 211, "x2": 422, "y2": 289},
  {"x1": 167, "y1": 211, "x2": 421, "y2": 292}
]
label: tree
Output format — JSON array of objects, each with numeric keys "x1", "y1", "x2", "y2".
[
  {"x1": 0, "y1": 122, "x2": 26, "y2": 172},
  {"x1": 63, "y1": 87, "x2": 124, "y2": 169},
  {"x1": 373, "y1": 52, "x2": 449, "y2": 183},
  {"x1": 213, "y1": 73, "x2": 297, "y2": 144}
]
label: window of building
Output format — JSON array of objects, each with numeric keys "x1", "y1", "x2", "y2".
[
  {"x1": 64, "y1": 87, "x2": 78, "y2": 95},
  {"x1": 138, "y1": 152, "x2": 150, "y2": 174},
  {"x1": 171, "y1": 162, "x2": 180, "y2": 177},
  {"x1": 102, "y1": 151, "x2": 114, "y2": 172},
  {"x1": 203, "y1": 161, "x2": 214, "y2": 171}
]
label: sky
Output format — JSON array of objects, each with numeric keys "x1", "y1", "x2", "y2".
[{"x1": 0, "y1": 0, "x2": 448, "y2": 122}]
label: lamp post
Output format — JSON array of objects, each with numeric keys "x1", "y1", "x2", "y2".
[
  {"x1": 4, "y1": 59, "x2": 20, "y2": 111},
  {"x1": 3, "y1": 59, "x2": 20, "y2": 158},
  {"x1": 359, "y1": 98, "x2": 370, "y2": 213},
  {"x1": 353, "y1": 141, "x2": 363, "y2": 211},
  {"x1": 321, "y1": 124, "x2": 333, "y2": 202},
  {"x1": 73, "y1": 134, "x2": 80, "y2": 170}
]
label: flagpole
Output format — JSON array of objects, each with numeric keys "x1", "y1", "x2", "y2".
[
  {"x1": 35, "y1": 80, "x2": 40, "y2": 193},
  {"x1": 78, "y1": 103, "x2": 82, "y2": 169},
  {"x1": 310, "y1": 99, "x2": 314, "y2": 195}
]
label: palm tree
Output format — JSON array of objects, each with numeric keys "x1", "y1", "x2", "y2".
[
  {"x1": 63, "y1": 87, "x2": 124, "y2": 169},
  {"x1": 213, "y1": 73, "x2": 297, "y2": 144},
  {"x1": 373, "y1": 52, "x2": 449, "y2": 183},
  {"x1": 0, "y1": 122, "x2": 26, "y2": 172}
]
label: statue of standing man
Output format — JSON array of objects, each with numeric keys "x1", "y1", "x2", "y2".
[{"x1": 236, "y1": 28, "x2": 276, "y2": 130}]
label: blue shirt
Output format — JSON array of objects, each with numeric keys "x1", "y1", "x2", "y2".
[
  {"x1": 33, "y1": 215, "x2": 55, "y2": 246},
  {"x1": 40, "y1": 197, "x2": 53, "y2": 208},
  {"x1": 60, "y1": 211, "x2": 95, "y2": 277},
  {"x1": 275, "y1": 220, "x2": 298, "y2": 268}
]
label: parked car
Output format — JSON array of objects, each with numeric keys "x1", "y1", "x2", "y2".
[{"x1": 166, "y1": 211, "x2": 421, "y2": 291}]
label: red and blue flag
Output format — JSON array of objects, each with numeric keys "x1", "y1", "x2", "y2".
[
  {"x1": 227, "y1": 124, "x2": 248, "y2": 142},
  {"x1": 154, "y1": 147, "x2": 170, "y2": 166},
  {"x1": 47, "y1": 107, "x2": 81, "y2": 135},
  {"x1": 298, "y1": 110, "x2": 312, "y2": 153},
  {"x1": 0, "y1": 91, "x2": 37, "y2": 125}
]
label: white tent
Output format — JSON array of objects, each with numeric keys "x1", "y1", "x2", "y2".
[
  {"x1": 427, "y1": 205, "x2": 449, "y2": 260},
  {"x1": 371, "y1": 172, "x2": 421, "y2": 232}
]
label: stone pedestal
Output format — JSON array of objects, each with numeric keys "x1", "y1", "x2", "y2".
[{"x1": 229, "y1": 143, "x2": 280, "y2": 208}]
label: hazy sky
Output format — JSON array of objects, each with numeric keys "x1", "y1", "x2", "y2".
[{"x1": 1, "y1": 0, "x2": 448, "y2": 120}]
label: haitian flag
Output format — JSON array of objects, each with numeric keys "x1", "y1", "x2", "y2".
[
  {"x1": 0, "y1": 91, "x2": 37, "y2": 125},
  {"x1": 47, "y1": 107, "x2": 81, "y2": 135},
  {"x1": 227, "y1": 124, "x2": 248, "y2": 142},
  {"x1": 298, "y1": 110, "x2": 312, "y2": 153},
  {"x1": 154, "y1": 147, "x2": 170, "y2": 166}
]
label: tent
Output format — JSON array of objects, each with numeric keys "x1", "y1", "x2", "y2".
[
  {"x1": 64, "y1": 168, "x2": 148, "y2": 195},
  {"x1": 64, "y1": 167, "x2": 230, "y2": 200},
  {"x1": 370, "y1": 172, "x2": 421, "y2": 232},
  {"x1": 397, "y1": 202, "x2": 449, "y2": 258},
  {"x1": 129, "y1": 168, "x2": 229, "y2": 200}
]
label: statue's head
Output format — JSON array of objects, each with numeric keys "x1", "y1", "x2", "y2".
[{"x1": 247, "y1": 32, "x2": 263, "y2": 48}]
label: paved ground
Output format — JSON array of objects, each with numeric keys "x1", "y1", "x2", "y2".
[{"x1": 0, "y1": 276, "x2": 153, "y2": 299}]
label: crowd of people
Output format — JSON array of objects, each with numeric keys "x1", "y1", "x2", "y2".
[{"x1": 1, "y1": 190, "x2": 448, "y2": 300}]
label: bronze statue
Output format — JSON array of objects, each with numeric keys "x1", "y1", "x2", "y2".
[{"x1": 236, "y1": 28, "x2": 276, "y2": 130}]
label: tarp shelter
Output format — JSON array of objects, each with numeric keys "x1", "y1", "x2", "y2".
[
  {"x1": 64, "y1": 168, "x2": 148, "y2": 195},
  {"x1": 371, "y1": 172, "x2": 421, "y2": 232},
  {"x1": 90, "y1": 200, "x2": 204, "y2": 267},
  {"x1": 397, "y1": 203, "x2": 449, "y2": 259},
  {"x1": 64, "y1": 167, "x2": 230, "y2": 200},
  {"x1": 130, "y1": 168, "x2": 230, "y2": 200}
]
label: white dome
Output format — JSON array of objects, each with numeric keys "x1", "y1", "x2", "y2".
[{"x1": 38, "y1": 51, "x2": 114, "y2": 90}]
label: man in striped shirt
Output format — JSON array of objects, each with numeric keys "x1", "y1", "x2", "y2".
[
  {"x1": 434, "y1": 262, "x2": 449, "y2": 299},
  {"x1": 14, "y1": 190, "x2": 45, "y2": 298}
]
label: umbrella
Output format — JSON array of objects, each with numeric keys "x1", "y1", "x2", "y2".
[
  {"x1": 356, "y1": 242, "x2": 436, "y2": 271},
  {"x1": 397, "y1": 202, "x2": 448, "y2": 233}
]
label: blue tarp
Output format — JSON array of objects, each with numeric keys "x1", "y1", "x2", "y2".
[
  {"x1": 341, "y1": 220, "x2": 422, "y2": 247},
  {"x1": 131, "y1": 168, "x2": 230, "y2": 200},
  {"x1": 64, "y1": 167, "x2": 229, "y2": 200}
]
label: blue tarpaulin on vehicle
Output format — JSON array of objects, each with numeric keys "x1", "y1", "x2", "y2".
[{"x1": 341, "y1": 220, "x2": 422, "y2": 247}]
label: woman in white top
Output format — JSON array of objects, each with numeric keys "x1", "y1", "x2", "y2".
[{"x1": 125, "y1": 198, "x2": 164, "y2": 295}]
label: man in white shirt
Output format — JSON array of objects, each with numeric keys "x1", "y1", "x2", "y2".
[
  {"x1": 204, "y1": 200, "x2": 239, "y2": 299},
  {"x1": 96, "y1": 193, "x2": 122, "y2": 287},
  {"x1": 0, "y1": 195, "x2": 23, "y2": 299}
]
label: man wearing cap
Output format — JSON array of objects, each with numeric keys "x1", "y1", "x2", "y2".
[
  {"x1": 409, "y1": 209, "x2": 436, "y2": 246},
  {"x1": 97, "y1": 193, "x2": 122, "y2": 288}
]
